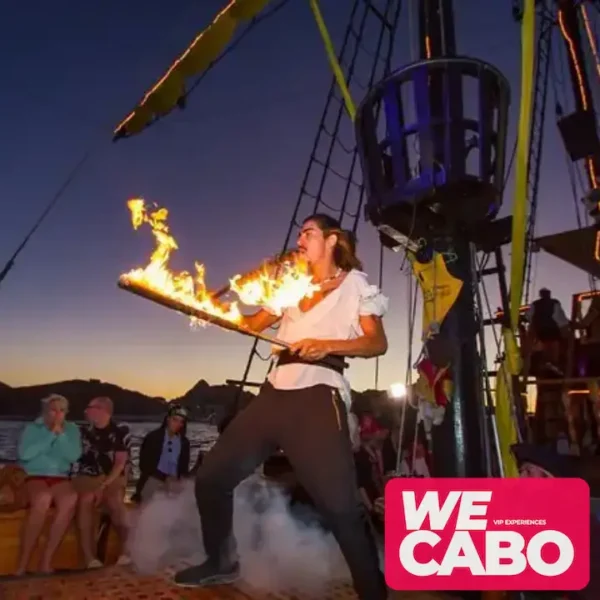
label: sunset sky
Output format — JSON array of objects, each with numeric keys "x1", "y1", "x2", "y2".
[{"x1": 0, "y1": 0, "x2": 595, "y2": 399}]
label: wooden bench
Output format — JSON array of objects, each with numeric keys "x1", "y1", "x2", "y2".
[{"x1": 0, "y1": 464, "x2": 125, "y2": 576}]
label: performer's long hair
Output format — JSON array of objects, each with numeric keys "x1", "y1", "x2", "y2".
[{"x1": 303, "y1": 214, "x2": 363, "y2": 272}]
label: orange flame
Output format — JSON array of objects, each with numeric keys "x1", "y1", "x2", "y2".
[
  {"x1": 120, "y1": 199, "x2": 317, "y2": 324},
  {"x1": 229, "y1": 250, "x2": 318, "y2": 316}
]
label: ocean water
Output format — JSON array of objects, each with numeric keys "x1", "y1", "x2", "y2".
[{"x1": 0, "y1": 420, "x2": 218, "y2": 481}]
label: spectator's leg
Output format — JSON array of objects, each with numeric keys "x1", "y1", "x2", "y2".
[
  {"x1": 104, "y1": 480, "x2": 131, "y2": 564},
  {"x1": 39, "y1": 481, "x2": 78, "y2": 573},
  {"x1": 16, "y1": 480, "x2": 52, "y2": 575},
  {"x1": 77, "y1": 490, "x2": 98, "y2": 566},
  {"x1": 140, "y1": 477, "x2": 164, "y2": 503},
  {"x1": 74, "y1": 476, "x2": 105, "y2": 568},
  {"x1": 104, "y1": 484, "x2": 129, "y2": 541}
]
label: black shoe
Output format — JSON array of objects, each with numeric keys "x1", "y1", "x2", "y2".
[{"x1": 173, "y1": 560, "x2": 240, "y2": 588}]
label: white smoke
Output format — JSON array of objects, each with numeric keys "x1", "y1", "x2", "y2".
[{"x1": 127, "y1": 476, "x2": 355, "y2": 595}]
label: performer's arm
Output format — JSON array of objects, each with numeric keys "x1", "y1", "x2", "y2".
[
  {"x1": 289, "y1": 315, "x2": 388, "y2": 360},
  {"x1": 240, "y1": 309, "x2": 281, "y2": 333},
  {"x1": 324, "y1": 315, "x2": 388, "y2": 357}
]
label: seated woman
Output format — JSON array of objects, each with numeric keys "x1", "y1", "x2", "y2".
[
  {"x1": 16, "y1": 394, "x2": 82, "y2": 575},
  {"x1": 133, "y1": 404, "x2": 190, "y2": 503}
]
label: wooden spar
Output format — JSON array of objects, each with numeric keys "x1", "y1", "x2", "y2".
[
  {"x1": 117, "y1": 276, "x2": 348, "y2": 369},
  {"x1": 118, "y1": 276, "x2": 288, "y2": 347},
  {"x1": 526, "y1": 376, "x2": 600, "y2": 386}
]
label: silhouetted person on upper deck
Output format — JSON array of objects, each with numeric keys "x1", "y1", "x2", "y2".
[
  {"x1": 575, "y1": 294, "x2": 600, "y2": 377},
  {"x1": 526, "y1": 287, "x2": 570, "y2": 377},
  {"x1": 174, "y1": 213, "x2": 389, "y2": 600}
]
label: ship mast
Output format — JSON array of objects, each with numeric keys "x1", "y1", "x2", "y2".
[
  {"x1": 418, "y1": 0, "x2": 485, "y2": 477},
  {"x1": 356, "y1": 0, "x2": 513, "y2": 476},
  {"x1": 417, "y1": 0, "x2": 486, "y2": 477}
]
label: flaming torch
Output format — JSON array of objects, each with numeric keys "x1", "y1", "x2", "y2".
[{"x1": 118, "y1": 199, "x2": 320, "y2": 350}]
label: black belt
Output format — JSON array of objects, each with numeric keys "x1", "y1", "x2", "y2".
[
  {"x1": 152, "y1": 470, "x2": 169, "y2": 481},
  {"x1": 276, "y1": 349, "x2": 347, "y2": 374}
]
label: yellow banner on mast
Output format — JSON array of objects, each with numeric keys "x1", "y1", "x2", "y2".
[{"x1": 495, "y1": 0, "x2": 536, "y2": 478}]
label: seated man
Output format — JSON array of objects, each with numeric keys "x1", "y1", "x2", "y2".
[{"x1": 73, "y1": 396, "x2": 131, "y2": 568}]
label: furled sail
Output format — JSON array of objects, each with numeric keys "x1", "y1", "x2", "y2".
[{"x1": 114, "y1": 0, "x2": 272, "y2": 140}]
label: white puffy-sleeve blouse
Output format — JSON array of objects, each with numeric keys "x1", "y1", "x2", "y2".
[{"x1": 268, "y1": 269, "x2": 389, "y2": 409}]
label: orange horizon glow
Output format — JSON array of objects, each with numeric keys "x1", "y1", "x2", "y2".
[{"x1": 0, "y1": 349, "x2": 407, "y2": 403}]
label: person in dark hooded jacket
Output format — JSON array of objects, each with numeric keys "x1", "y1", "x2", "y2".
[{"x1": 133, "y1": 404, "x2": 190, "y2": 503}]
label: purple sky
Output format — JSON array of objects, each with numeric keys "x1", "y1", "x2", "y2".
[{"x1": 0, "y1": 0, "x2": 594, "y2": 399}]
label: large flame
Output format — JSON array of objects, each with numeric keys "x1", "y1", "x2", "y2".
[
  {"x1": 120, "y1": 199, "x2": 317, "y2": 324},
  {"x1": 229, "y1": 251, "x2": 318, "y2": 317}
]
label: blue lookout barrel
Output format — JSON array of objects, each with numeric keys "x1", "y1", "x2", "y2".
[{"x1": 355, "y1": 56, "x2": 511, "y2": 245}]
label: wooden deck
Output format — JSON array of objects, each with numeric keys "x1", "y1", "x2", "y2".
[{"x1": 0, "y1": 565, "x2": 456, "y2": 600}]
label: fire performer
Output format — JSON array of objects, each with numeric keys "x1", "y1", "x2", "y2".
[{"x1": 174, "y1": 213, "x2": 389, "y2": 599}]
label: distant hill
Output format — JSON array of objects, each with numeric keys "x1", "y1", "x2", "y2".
[
  {"x1": 175, "y1": 379, "x2": 255, "y2": 421},
  {"x1": 0, "y1": 378, "x2": 254, "y2": 422},
  {"x1": 0, "y1": 379, "x2": 413, "y2": 427}
]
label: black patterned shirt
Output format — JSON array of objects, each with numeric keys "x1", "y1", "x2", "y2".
[{"x1": 77, "y1": 420, "x2": 131, "y2": 477}]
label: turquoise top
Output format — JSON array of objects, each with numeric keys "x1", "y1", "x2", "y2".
[{"x1": 18, "y1": 418, "x2": 82, "y2": 477}]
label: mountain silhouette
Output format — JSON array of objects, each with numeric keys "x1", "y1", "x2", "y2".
[
  {"x1": 0, "y1": 378, "x2": 254, "y2": 422},
  {"x1": 176, "y1": 378, "x2": 254, "y2": 421},
  {"x1": 0, "y1": 378, "x2": 410, "y2": 428}
]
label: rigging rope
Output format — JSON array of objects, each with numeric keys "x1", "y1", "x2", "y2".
[
  {"x1": 309, "y1": 0, "x2": 389, "y2": 393},
  {"x1": 579, "y1": 3, "x2": 600, "y2": 292},
  {"x1": 0, "y1": 150, "x2": 95, "y2": 289},
  {"x1": 395, "y1": 270, "x2": 419, "y2": 473},
  {"x1": 549, "y1": 30, "x2": 595, "y2": 290},
  {"x1": 581, "y1": 4, "x2": 600, "y2": 82},
  {"x1": 308, "y1": 0, "x2": 357, "y2": 121},
  {"x1": 374, "y1": 241, "x2": 384, "y2": 389},
  {"x1": 407, "y1": 0, "x2": 417, "y2": 62},
  {"x1": 0, "y1": 0, "x2": 229, "y2": 291}
]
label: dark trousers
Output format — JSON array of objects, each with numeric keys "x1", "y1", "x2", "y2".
[{"x1": 194, "y1": 382, "x2": 387, "y2": 600}]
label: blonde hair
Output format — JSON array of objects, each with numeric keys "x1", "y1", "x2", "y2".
[
  {"x1": 41, "y1": 394, "x2": 69, "y2": 413},
  {"x1": 303, "y1": 214, "x2": 363, "y2": 272}
]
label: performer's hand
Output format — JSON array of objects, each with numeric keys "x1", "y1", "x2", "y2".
[{"x1": 289, "y1": 338, "x2": 331, "y2": 361}]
